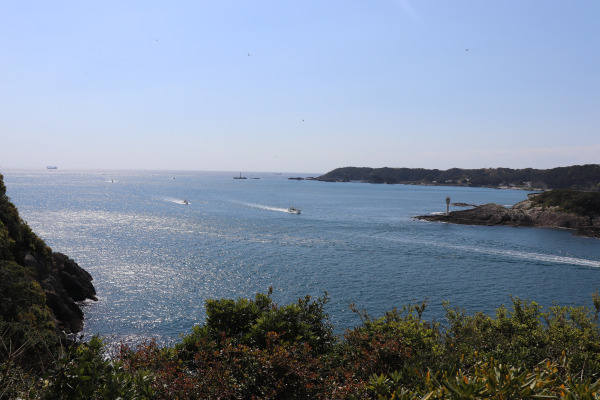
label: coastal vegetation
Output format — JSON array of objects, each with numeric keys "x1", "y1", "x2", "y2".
[
  {"x1": 318, "y1": 164, "x2": 600, "y2": 191},
  {"x1": 4, "y1": 287, "x2": 600, "y2": 398},
  {"x1": 529, "y1": 189, "x2": 600, "y2": 217},
  {"x1": 3, "y1": 173, "x2": 600, "y2": 398}
]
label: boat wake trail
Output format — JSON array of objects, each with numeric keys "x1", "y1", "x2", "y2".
[
  {"x1": 160, "y1": 197, "x2": 190, "y2": 205},
  {"x1": 244, "y1": 203, "x2": 289, "y2": 213},
  {"x1": 474, "y1": 247, "x2": 600, "y2": 268},
  {"x1": 443, "y1": 242, "x2": 600, "y2": 268},
  {"x1": 381, "y1": 235, "x2": 600, "y2": 268}
]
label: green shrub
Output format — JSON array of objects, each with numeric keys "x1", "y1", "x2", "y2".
[
  {"x1": 44, "y1": 335, "x2": 154, "y2": 400},
  {"x1": 368, "y1": 357, "x2": 600, "y2": 399},
  {"x1": 177, "y1": 288, "x2": 335, "y2": 362},
  {"x1": 443, "y1": 296, "x2": 600, "y2": 380},
  {"x1": 5, "y1": 284, "x2": 600, "y2": 398},
  {"x1": 336, "y1": 300, "x2": 441, "y2": 386}
]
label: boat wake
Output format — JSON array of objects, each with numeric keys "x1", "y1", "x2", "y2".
[
  {"x1": 243, "y1": 203, "x2": 289, "y2": 213},
  {"x1": 468, "y1": 246, "x2": 600, "y2": 269},
  {"x1": 381, "y1": 235, "x2": 600, "y2": 268},
  {"x1": 161, "y1": 197, "x2": 190, "y2": 205}
]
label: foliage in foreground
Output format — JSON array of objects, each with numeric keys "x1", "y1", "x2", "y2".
[
  {"x1": 3, "y1": 290, "x2": 600, "y2": 399},
  {"x1": 368, "y1": 356, "x2": 600, "y2": 399}
]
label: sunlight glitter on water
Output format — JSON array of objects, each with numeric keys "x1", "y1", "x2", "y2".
[{"x1": 3, "y1": 170, "x2": 599, "y2": 344}]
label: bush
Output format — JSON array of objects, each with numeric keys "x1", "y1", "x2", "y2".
[
  {"x1": 368, "y1": 357, "x2": 600, "y2": 399},
  {"x1": 443, "y1": 296, "x2": 600, "y2": 380},
  {"x1": 176, "y1": 288, "x2": 335, "y2": 362},
  {"x1": 44, "y1": 335, "x2": 153, "y2": 399},
  {"x1": 336, "y1": 300, "x2": 441, "y2": 386},
  {"x1": 5, "y1": 288, "x2": 600, "y2": 399}
]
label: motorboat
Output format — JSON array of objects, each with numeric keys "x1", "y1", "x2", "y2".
[
  {"x1": 183, "y1": 199, "x2": 190, "y2": 205},
  {"x1": 288, "y1": 206, "x2": 301, "y2": 214}
]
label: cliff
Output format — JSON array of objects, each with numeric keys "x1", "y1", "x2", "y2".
[
  {"x1": 23, "y1": 250, "x2": 97, "y2": 333},
  {"x1": 415, "y1": 190, "x2": 600, "y2": 238},
  {"x1": 0, "y1": 174, "x2": 96, "y2": 334}
]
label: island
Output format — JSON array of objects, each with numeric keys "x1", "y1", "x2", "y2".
[{"x1": 415, "y1": 189, "x2": 600, "y2": 238}]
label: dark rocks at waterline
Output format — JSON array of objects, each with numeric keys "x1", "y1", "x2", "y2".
[
  {"x1": 53, "y1": 252, "x2": 96, "y2": 302},
  {"x1": 24, "y1": 251, "x2": 97, "y2": 333},
  {"x1": 415, "y1": 200, "x2": 600, "y2": 239}
]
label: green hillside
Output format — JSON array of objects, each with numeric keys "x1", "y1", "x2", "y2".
[
  {"x1": 318, "y1": 164, "x2": 600, "y2": 191},
  {"x1": 529, "y1": 189, "x2": 600, "y2": 216}
]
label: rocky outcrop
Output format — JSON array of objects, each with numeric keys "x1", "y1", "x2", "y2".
[
  {"x1": 24, "y1": 251, "x2": 97, "y2": 333},
  {"x1": 2, "y1": 173, "x2": 96, "y2": 334},
  {"x1": 415, "y1": 199, "x2": 600, "y2": 238}
]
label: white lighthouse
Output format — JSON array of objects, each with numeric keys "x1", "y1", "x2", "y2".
[{"x1": 446, "y1": 196, "x2": 451, "y2": 215}]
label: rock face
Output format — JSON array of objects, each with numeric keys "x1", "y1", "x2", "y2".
[
  {"x1": 1, "y1": 173, "x2": 96, "y2": 334},
  {"x1": 24, "y1": 251, "x2": 97, "y2": 333},
  {"x1": 415, "y1": 199, "x2": 600, "y2": 238}
]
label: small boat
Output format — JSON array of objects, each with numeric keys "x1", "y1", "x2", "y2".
[
  {"x1": 183, "y1": 199, "x2": 190, "y2": 205},
  {"x1": 233, "y1": 172, "x2": 247, "y2": 179},
  {"x1": 46, "y1": 166, "x2": 58, "y2": 170},
  {"x1": 288, "y1": 206, "x2": 301, "y2": 214}
]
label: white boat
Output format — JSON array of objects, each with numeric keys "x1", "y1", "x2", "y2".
[
  {"x1": 288, "y1": 206, "x2": 301, "y2": 214},
  {"x1": 183, "y1": 199, "x2": 190, "y2": 205}
]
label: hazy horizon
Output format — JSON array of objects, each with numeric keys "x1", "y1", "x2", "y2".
[
  {"x1": 1, "y1": 1, "x2": 598, "y2": 172},
  {"x1": 2, "y1": 163, "x2": 598, "y2": 177}
]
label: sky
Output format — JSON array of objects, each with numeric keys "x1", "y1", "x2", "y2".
[{"x1": 1, "y1": 1, "x2": 599, "y2": 173}]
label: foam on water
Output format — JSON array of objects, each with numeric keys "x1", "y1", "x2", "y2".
[
  {"x1": 242, "y1": 202, "x2": 290, "y2": 213},
  {"x1": 380, "y1": 234, "x2": 600, "y2": 268},
  {"x1": 444, "y1": 242, "x2": 600, "y2": 268},
  {"x1": 158, "y1": 196, "x2": 190, "y2": 205}
]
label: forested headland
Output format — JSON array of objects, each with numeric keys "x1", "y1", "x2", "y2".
[
  {"x1": 317, "y1": 164, "x2": 600, "y2": 191},
  {"x1": 3, "y1": 173, "x2": 600, "y2": 399}
]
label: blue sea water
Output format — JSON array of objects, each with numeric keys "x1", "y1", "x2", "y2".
[{"x1": 2, "y1": 169, "x2": 599, "y2": 344}]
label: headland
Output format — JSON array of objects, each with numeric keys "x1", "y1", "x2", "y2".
[
  {"x1": 317, "y1": 164, "x2": 600, "y2": 191},
  {"x1": 415, "y1": 189, "x2": 600, "y2": 239}
]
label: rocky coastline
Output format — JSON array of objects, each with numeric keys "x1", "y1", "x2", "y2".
[
  {"x1": 25, "y1": 251, "x2": 97, "y2": 333},
  {"x1": 1, "y1": 173, "x2": 97, "y2": 334},
  {"x1": 415, "y1": 197, "x2": 600, "y2": 239}
]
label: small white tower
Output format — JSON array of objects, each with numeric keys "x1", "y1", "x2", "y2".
[{"x1": 446, "y1": 196, "x2": 451, "y2": 215}]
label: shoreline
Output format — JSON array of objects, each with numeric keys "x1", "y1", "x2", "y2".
[{"x1": 415, "y1": 199, "x2": 600, "y2": 239}]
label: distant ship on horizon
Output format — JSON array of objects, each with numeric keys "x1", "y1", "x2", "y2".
[{"x1": 46, "y1": 166, "x2": 58, "y2": 169}]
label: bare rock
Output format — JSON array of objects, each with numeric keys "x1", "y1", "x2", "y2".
[
  {"x1": 25, "y1": 251, "x2": 97, "y2": 333},
  {"x1": 415, "y1": 199, "x2": 600, "y2": 238}
]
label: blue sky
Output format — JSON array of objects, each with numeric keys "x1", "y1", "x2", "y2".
[{"x1": 1, "y1": 1, "x2": 598, "y2": 173}]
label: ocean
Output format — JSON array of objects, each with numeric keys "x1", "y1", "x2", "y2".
[{"x1": 3, "y1": 169, "x2": 599, "y2": 344}]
